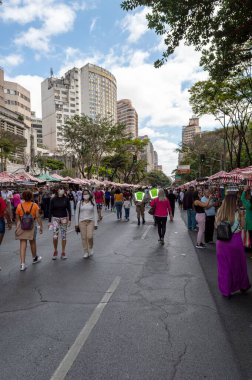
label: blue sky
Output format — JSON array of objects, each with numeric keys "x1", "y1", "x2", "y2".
[{"x1": 0, "y1": 0, "x2": 217, "y2": 175}]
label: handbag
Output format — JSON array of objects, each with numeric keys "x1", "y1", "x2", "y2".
[
  {"x1": 148, "y1": 205, "x2": 156, "y2": 216},
  {"x1": 216, "y1": 221, "x2": 232, "y2": 241},
  {"x1": 75, "y1": 202, "x2": 81, "y2": 233}
]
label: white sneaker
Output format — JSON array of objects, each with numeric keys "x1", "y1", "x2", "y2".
[
  {"x1": 83, "y1": 251, "x2": 89, "y2": 259},
  {"x1": 20, "y1": 263, "x2": 27, "y2": 271},
  {"x1": 89, "y1": 249, "x2": 94, "y2": 257}
]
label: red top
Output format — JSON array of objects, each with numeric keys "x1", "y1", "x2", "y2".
[
  {"x1": 150, "y1": 198, "x2": 172, "y2": 217},
  {"x1": 94, "y1": 191, "x2": 104, "y2": 204},
  {"x1": 0, "y1": 197, "x2": 7, "y2": 218}
]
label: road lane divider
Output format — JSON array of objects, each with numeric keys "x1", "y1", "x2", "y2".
[
  {"x1": 141, "y1": 225, "x2": 152, "y2": 240},
  {"x1": 50, "y1": 276, "x2": 121, "y2": 380}
]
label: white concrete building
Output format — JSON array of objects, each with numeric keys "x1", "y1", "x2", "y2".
[
  {"x1": 31, "y1": 111, "x2": 43, "y2": 146},
  {"x1": 41, "y1": 64, "x2": 117, "y2": 151},
  {"x1": 41, "y1": 67, "x2": 80, "y2": 151},
  {"x1": 117, "y1": 99, "x2": 138, "y2": 138}
]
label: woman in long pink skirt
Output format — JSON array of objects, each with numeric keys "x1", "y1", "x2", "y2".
[{"x1": 215, "y1": 194, "x2": 250, "y2": 297}]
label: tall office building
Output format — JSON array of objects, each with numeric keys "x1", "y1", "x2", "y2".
[
  {"x1": 41, "y1": 64, "x2": 117, "y2": 151},
  {"x1": 117, "y1": 99, "x2": 138, "y2": 138},
  {"x1": 31, "y1": 111, "x2": 43, "y2": 145}
]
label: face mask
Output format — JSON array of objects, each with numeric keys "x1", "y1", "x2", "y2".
[
  {"x1": 58, "y1": 189, "x2": 64, "y2": 196},
  {"x1": 83, "y1": 195, "x2": 90, "y2": 200}
]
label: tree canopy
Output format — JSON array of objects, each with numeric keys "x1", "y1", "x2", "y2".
[
  {"x1": 189, "y1": 75, "x2": 252, "y2": 168},
  {"x1": 143, "y1": 170, "x2": 172, "y2": 187},
  {"x1": 121, "y1": 0, "x2": 252, "y2": 79}
]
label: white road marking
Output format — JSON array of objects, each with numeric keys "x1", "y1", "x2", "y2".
[
  {"x1": 141, "y1": 225, "x2": 152, "y2": 240},
  {"x1": 50, "y1": 276, "x2": 121, "y2": 380}
]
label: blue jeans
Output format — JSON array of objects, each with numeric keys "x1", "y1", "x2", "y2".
[
  {"x1": 187, "y1": 209, "x2": 196, "y2": 230},
  {"x1": 125, "y1": 208, "x2": 130, "y2": 220},
  {"x1": 115, "y1": 202, "x2": 123, "y2": 219}
]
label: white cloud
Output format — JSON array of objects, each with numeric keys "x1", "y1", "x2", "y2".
[
  {"x1": 5, "y1": 74, "x2": 44, "y2": 118},
  {"x1": 153, "y1": 140, "x2": 178, "y2": 177},
  {"x1": 121, "y1": 7, "x2": 149, "y2": 43},
  {"x1": 90, "y1": 17, "x2": 98, "y2": 33},
  {"x1": 1, "y1": 0, "x2": 84, "y2": 52},
  {"x1": 0, "y1": 54, "x2": 23, "y2": 67}
]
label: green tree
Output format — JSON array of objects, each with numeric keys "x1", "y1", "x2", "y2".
[
  {"x1": 102, "y1": 137, "x2": 149, "y2": 183},
  {"x1": 121, "y1": 0, "x2": 252, "y2": 79},
  {"x1": 62, "y1": 115, "x2": 126, "y2": 179},
  {"x1": 0, "y1": 131, "x2": 26, "y2": 171},
  {"x1": 143, "y1": 170, "x2": 172, "y2": 187},
  {"x1": 35, "y1": 155, "x2": 64, "y2": 171},
  {"x1": 189, "y1": 76, "x2": 252, "y2": 168}
]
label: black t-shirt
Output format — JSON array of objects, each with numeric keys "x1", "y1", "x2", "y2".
[{"x1": 49, "y1": 196, "x2": 71, "y2": 222}]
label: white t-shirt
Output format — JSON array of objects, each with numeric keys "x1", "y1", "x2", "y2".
[{"x1": 75, "y1": 201, "x2": 98, "y2": 226}]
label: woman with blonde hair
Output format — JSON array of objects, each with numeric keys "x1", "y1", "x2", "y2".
[
  {"x1": 215, "y1": 194, "x2": 250, "y2": 298},
  {"x1": 150, "y1": 188, "x2": 173, "y2": 245}
]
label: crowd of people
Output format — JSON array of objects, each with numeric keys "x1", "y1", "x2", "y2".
[
  {"x1": 0, "y1": 183, "x2": 251, "y2": 299},
  {"x1": 179, "y1": 185, "x2": 251, "y2": 298}
]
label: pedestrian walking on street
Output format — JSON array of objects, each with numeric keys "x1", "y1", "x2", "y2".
[
  {"x1": 215, "y1": 194, "x2": 251, "y2": 298},
  {"x1": 193, "y1": 191, "x2": 211, "y2": 249},
  {"x1": 15, "y1": 190, "x2": 43, "y2": 271},
  {"x1": 49, "y1": 187, "x2": 71, "y2": 260},
  {"x1": 75, "y1": 189, "x2": 98, "y2": 258},
  {"x1": 183, "y1": 186, "x2": 197, "y2": 230},
  {"x1": 201, "y1": 188, "x2": 217, "y2": 243},
  {"x1": 67, "y1": 189, "x2": 76, "y2": 217},
  {"x1": 167, "y1": 189, "x2": 176, "y2": 218},
  {"x1": 241, "y1": 186, "x2": 252, "y2": 246},
  {"x1": 0, "y1": 194, "x2": 12, "y2": 270},
  {"x1": 114, "y1": 188, "x2": 124, "y2": 220},
  {"x1": 104, "y1": 188, "x2": 111, "y2": 210},
  {"x1": 11, "y1": 190, "x2": 21, "y2": 222},
  {"x1": 134, "y1": 188, "x2": 146, "y2": 225},
  {"x1": 150, "y1": 188, "x2": 173, "y2": 245},
  {"x1": 41, "y1": 186, "x2": 51, "y2": 219},
  {"x1": 94, "y1": 187, "x2": 104, "y2": 222},
  {"x1": 123, "y1": 195, "x2": 131, "y2": 221}
]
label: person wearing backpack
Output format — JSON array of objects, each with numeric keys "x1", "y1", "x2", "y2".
[{"x1": 16, "y1": 190, "x2": 43, "y2": 271}]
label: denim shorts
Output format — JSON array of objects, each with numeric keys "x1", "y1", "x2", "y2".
[{"x1": 0, "y1": 217, "x2": 5, "y2": 234}]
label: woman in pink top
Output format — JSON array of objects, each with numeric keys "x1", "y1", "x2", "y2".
[
  {"x1": 11, "y1": 191, "x2": 21, "y2": 222},
  {"x1": 150, "y1": 188, "x2": 173, "y2": 245}
]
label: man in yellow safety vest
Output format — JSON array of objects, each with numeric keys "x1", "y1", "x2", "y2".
[
  {"x1": 134, "y1": 188, "x2": 146, "y2": 225},
  {"x1": 149, "y1": 186, "x2": 159, "y2": 226}
]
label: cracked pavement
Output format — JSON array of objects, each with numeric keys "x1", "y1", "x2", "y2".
[{"x1": 0, "y1": 208, "x2": 243, "y2": 379}]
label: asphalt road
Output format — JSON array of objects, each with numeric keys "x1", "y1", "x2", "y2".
[{"x1": 0, "y1": 206, "x2": 248, "y2": 380}]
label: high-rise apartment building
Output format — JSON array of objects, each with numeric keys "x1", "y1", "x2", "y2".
[
  {"x1": 182, "y1": 116, "x2": 201, "y2": 146},
  {"x1": 4, "y1": 80, "x2": 31, "y2": 127},
  {"x1": 117, "y1": 99, "x2": 138, "y2": 138},
  {"x1": 0, "y1": 68, "x2": 35, "y2": 164},
  {"x1": 31, "y1": 111, "x2": 43, "y2": 145},
  {"x1": 153, "y1": 150, "x2": 158, "y2": 170},
  {"x1": 81, "y1": 64, "x2": 117, "y2": 121},
  {"x1": 0, "y1": 68, "x2": 4, "y2": 107},
  {"x1": 139, "y1": 135, "x2": 155, "y2": 172},
  {"x1": 41, "y1": 64, "x2": 117, "y2": 151}
]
